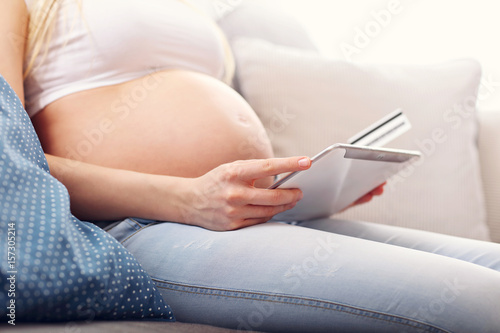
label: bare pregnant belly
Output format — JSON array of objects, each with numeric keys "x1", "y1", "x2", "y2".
[{"x1": 31, "y1": 70, "x2": 273, "y2": 177}]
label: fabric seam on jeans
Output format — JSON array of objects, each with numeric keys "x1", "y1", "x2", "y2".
[
  {"x1": 153, "y1": 278, "x2": 450, "y2": 333},
  {"x1": 119, "y1": 218, "x2": 159, "y2": 244}
]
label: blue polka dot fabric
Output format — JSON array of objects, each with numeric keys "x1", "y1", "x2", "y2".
[{"x1": 0, "y1": 76, "x2": 174, "y2": 322}]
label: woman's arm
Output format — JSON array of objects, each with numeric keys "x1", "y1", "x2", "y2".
[
  {"x1": 0, "y1": 0, "x2": 28, "y2": 101},
  {"x1": 47, "y1": 154, "x2": 310, "y2": 230}
]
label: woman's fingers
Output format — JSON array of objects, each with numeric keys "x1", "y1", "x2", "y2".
[
  {"x1": 226, "y1": 186, "x2": 303, "y2": 206},
  {"x1": 248, "y1": 202, "x2": 299, "y2": 219},
  {"x1": 234, "y1": 156, "x2": 311, "y2": 182},
  {"x1": 371, "y1": 183, "x2": 386, "y2": 196},
  {"x1": 188, "y1": 157, "x2": 310, "y2": 231},
  {"x1": 350, "y1": 182, "x2": 387, "y2": 207},
  {"x1": 225, "y1": 203, "x2": 299, "y2": 230},
  {"x1": 353, "y1": 193, "x2": 374, "y2": 205}
]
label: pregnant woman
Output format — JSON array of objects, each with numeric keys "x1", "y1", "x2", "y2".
[{"x1": 2, "y1": 0, "x2": 500, "y2": 331}]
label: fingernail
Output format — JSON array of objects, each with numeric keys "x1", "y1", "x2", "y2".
[{"x1": 298, "y1": 157, "x2": 310, "y2": 168}]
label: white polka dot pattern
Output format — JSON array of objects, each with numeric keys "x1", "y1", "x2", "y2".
[{"x1": 0, "y1": 76, "x2": 174, "y2": 322}]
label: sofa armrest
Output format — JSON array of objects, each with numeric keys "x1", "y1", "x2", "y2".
[{"x1": 478, "y1": 110, "x2": 500, "y2": 242}]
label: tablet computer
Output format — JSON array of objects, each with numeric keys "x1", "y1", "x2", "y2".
[{"x1": 269, "y1": 144, "x2": 421, "y2": 222}]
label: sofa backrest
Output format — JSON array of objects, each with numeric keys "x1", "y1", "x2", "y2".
[{"x1": 218, "y1": 0, "x2": 499, "y2": 243}]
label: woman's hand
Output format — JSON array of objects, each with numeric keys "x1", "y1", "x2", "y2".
[
  {"x1": 51, "y1": 150, "x2": 382, "y2": 229},
  {"x1": 343, "y1": 182, "x2": 386, "y2": 212},
  {"x1": 180, "y1": 156, "x2": 312, "y2": 231}
]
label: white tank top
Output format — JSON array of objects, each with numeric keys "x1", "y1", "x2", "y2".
[{"x1": 23, "y1": 0, "x2": 226, "y2": 117}]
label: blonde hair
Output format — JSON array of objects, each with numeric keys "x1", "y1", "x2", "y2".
[
  {"x1": 24, "y1": 0, "x2": 60, "y2": 79},
  {"x1": 24, "y1": 0, "x2": 235, "y2": 84}
]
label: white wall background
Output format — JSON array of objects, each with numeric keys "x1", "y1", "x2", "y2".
[{"x1": 267, "y1": 0, "x2": 500, "y2": 112}]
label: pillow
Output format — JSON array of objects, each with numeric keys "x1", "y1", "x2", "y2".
[
  {"x1": 0, "y1": 76, "x2": 174, "y2": 322},
  {"x1": 216, "y1": 0, "x2": 318, "y2": 91},
  {"x1": 232, "y1": 38, "x2": 491, "y2": 241}
]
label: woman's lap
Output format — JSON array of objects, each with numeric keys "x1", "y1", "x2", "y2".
[
  {"x1": 297, "y1": 218, "x2": 500, "y2": 271},
  {"x1": 106, "y1": 218, "x2": 500, "y2": 332}
]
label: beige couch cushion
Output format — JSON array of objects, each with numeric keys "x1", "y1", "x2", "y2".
[{"x1": 233, "y1": 38, "x2": 491, "y2": 241}]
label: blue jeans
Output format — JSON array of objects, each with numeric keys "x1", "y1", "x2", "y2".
[{"x1": 106, "y1": 218, "x2": 500, "y2": 332}]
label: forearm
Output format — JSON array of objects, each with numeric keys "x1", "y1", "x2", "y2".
[
  {"x1": 46, "y1": 154, "x2": 191, "y2": 222},
  {"x1": 45, "y1": 154, "x2": 310, "y2": 231}
]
